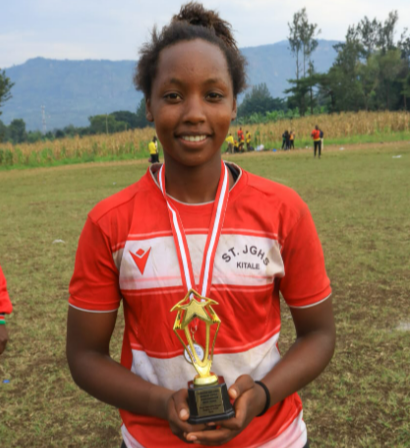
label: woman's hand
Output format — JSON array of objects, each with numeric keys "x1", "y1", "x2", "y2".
[
  {"x1": 0, "y1": 325, "x2": 8, "y2": 355},
  {"x1": 184, "y1": 375, "x2": 266, "y2": 446},
  {"x1": 166, "y1": 388, "x2": 208, "y2": 443}
]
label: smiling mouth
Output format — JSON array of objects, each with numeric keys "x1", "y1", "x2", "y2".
[{"x1": 180, "y1": 135, "x2": 207, "y2": 142}]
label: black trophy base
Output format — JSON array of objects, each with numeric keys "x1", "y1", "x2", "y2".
[{"x1": 187, "y1": 375, "x2": 235, "y2": 424}]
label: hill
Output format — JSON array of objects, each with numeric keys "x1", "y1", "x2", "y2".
[{"x1": 1, "y1": 40, "x2": 339, "y2": 131}]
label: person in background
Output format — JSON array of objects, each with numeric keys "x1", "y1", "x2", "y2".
[
  {"x1": 225, "y1": 133, "x2": 234, "y2": 154},
  {"x1": 245, "y1": 130, "x2": 251, "y2": 151},
  {"x1": 0, "y1": 265, "x2": 13, "y2": 355},
  {"x1": 282, "y1": 130, "x2": 289, "y2": 150},
  {"x1": 311, "y1": 125, "x2": 322, "y2": 158},
  {"x1": 289, "y1": 130, "x2": 295, "y2": 150},
  {"x1": 234, "y1": 138, "x2": 239, "y2": 153},
  {"x1": 148, "y1": 136, "x2": 159, "y2": 163},
  {"x1": 237, "y1": 127, "x2": 244, "y2": 145}
]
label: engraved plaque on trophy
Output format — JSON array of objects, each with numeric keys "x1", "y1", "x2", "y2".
[{"x1": 171, "y1": 289, "x2": 235, "y2": 424}]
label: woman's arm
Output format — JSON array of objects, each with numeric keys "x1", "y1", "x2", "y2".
[
  {"x1": 262, "y1": 297, "x2": 335, "y2": 405},
  {"x1": 184, "y1": 298, "x2": 336, "y2": 445},
  {"x1": 0, "y1": 324, "x2": 9, "y2": 354},
  {"x1": 66, "y1": 307, "x2": 207, "y2": 440}
]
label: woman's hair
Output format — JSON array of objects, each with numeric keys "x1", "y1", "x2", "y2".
[{"x1": 134, "y1": 2, "x2": 247, "y2": 98}]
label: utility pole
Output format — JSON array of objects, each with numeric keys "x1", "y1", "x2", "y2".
[
  {"x1": 106, "y1": 113, "x2": 108, "y2": 135},
  {"x1": 41, "y1": 105, "x2": 47, "y2": 134}
]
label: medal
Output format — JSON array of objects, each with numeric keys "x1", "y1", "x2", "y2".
[{"x1": 184, "y1": 343, "x2": 205, "y2": 364}]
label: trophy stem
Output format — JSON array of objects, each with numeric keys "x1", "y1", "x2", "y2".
[{"x1": 193, "y1": 373, "x2": 218, "y2": 387}]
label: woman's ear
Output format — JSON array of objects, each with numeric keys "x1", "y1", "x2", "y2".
[
  {"x1": 231, "y1": 98, "x2": 237, "y2": 121},
  {"x1": 146, "y1": 98, "x2": 154, "y2": 122}
]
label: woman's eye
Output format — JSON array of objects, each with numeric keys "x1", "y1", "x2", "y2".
[
  {"x1": 207, "y1": 92, "x2": 223, "y2": 100},
  {"x1": 165, "y1": 93, "x2": 181, "y2": 101}
]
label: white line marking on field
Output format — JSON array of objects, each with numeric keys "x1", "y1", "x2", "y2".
[{"x1": 396, "y1": 322, "x2": 410, "y2": 332}]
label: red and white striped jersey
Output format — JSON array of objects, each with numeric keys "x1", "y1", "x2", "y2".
[
  {"x1": 69, "y1": 163, "x2": 331, "y2": 448},
  {"x1": 0, "y1": 266, "x2": 12, "y2": 315}
]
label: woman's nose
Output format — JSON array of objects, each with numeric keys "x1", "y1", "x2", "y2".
[{"x1": 182, "y1": 95, "x2": 206, "y2": 124}]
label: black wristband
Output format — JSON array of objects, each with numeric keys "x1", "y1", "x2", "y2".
[{"x1": 255, "y1": 380, "x2": 270, "y2": 417}]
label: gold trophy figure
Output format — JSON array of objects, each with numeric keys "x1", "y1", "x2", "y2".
[{"x1": 171, "y1": 289, "x2": 235, "y2": 424}]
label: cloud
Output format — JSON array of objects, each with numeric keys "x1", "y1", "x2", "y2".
[{"x1": 2, "y1": 0, "x2": 410, "y2": 67}]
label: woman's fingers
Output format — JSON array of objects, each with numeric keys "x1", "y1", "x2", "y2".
[{"x1": 172, "y1": 388, "x2": 190, "y2": 421}]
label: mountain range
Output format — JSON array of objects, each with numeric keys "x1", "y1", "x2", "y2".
[{"x1": 1, "y1": 40, "x2": 339, "y2": 131}]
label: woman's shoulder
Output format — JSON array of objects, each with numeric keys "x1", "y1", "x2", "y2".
[
  {"x1": 88, "y1": 171, "x2": 153, "y2": 224},
  {"x1": 244, "y1": 170, "x2": 307, "y2": 213}
]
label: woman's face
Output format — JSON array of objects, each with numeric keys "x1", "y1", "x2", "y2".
[{"x1": 146, "y1": 39, "x2": 237, "y2": 168}]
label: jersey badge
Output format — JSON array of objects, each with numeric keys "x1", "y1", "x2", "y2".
[{"x1": 130, "y1": 248, "x2": 151, "y2": 275}]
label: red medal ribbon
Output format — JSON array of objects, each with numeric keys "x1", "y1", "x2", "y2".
[{"x1": 158, "y1": 160, "x2": 230, "y2": 298}]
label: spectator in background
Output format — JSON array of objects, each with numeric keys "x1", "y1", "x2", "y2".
[
  {"x1": 311, "y1": 125, "x2": 322, "y2": 158},
  {"x1": 0, "y1": 265, "x2": 12, "y2": 355},
  {"x1": 245, "y1": 130, "x2": 252, "y2": 151},
  {"x1": 237, "y1": 127, "x2": 244, "y2": 145},
  {"x1": 282, "y1": 130, "x2": 289, "y2": 150},
  {"x1": 289, "y1": 130, "x2": 295, "y2": 150},
  {"x1": 234, "y1": 138, "x2": 239, "y2": 153},
  {"x1": 225, "y1": 133, "x2": 234, "y2": 154},
  {"x1": 148, "y1": 136, "x2": 159, "y2": 163}
]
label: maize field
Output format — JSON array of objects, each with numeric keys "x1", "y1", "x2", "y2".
[{"x1": 1, "y1": 111, "x2": 410, "y2": 168}]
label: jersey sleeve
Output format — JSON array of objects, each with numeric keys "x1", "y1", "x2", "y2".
[
  {"x1": 0, "y1": 266, "x2": 13, "y2": 314},
  {"x1": 279, "y1": 205, "x2": 331, "y2": 308},
  {"x1": 69, "y1": 217, "x2": 121, "y2": 312}
]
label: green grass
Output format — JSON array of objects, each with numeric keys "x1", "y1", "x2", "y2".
[{"x1": 0, "y1": 143, "x2": 409, "y2": 447}]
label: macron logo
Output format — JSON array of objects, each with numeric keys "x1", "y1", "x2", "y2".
[{"x1": 130, "y1": 248, "x2": 151, "y2": 275}]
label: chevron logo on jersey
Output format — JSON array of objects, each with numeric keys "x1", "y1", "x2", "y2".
[{"x1": 130, "y1": 248, "x2": 151, "y2": 275}]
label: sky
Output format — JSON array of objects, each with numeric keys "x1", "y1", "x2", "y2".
[{"x1": 1, "y1": 0, "x2": 410, "y2": 68}]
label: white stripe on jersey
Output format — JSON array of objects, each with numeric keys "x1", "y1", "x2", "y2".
[
  {"x1": 117, "y1": 234, "x2": 284, "y2": 290},
  {"x1": 130, "y1": 331, "x2": 281, "y2": 391}
]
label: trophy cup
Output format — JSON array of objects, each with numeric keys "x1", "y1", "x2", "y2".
[{"x1": 171, "y1": 289, "x2": 235, "y2": 424}]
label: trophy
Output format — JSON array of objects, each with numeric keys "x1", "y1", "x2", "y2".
[{"x1": 171, "y1": 289, "x2": 235, "y2": 424}]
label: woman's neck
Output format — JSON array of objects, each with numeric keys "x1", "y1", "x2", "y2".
[{"x1": 159, "y1": 155, "x2": 233, "y2": 204}]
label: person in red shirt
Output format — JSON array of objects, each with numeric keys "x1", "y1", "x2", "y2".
[
  {"x1": 0, "y1": 265, "x2": 13, "y2": 355},
  {"x1": 311, "y1": 125, "x2": 322, "y2": 158},
  {"x1": 66, "y1": 4, "x2": 335, "y2": 448},
  {"x1": 237, "y1": 127, "x2": 244, "y2": 145}
]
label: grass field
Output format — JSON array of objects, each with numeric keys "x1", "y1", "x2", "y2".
[{"x1": 0, "y1": 142, "x2": 409, "y2": 447}]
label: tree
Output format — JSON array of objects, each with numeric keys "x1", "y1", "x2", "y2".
[
  {"x1": 8, "y1": 119, "x2": 26, "y2": 144},
  {"x1": 237, "y1": 84, "x2": 285, "y2": 118},
  {"x1": 0, "y1": 70, "x2": 14, "y2": 116},
  {"x1": 110, "y1": 111, "x2": 138, "y2": 130},
  {"x1": 378, "y1": 11, "x2": 399, "y2": 53},
  {"x1": 285, "y1": 74, "x2": 320, "y2": 115},
  {"x1": 287, "y1": 9, "x2": 320, "y2": 112},
  {"x1": 357, "y1": 17, "x2": 381, "y2": 57},
  {"x1": 88, "y1": 114, "x2": 127, "y2": 135},
  {"x1": 0, "y1": 119, "x2": 7, "y2": 142},
  {"x1": 374, "y1": 49, "x2": 405, "y2": 109},
  {"x1": 401, "y1": 73, "x2": 410, "y2": 110},
  {"x1": 324, "y1": 26, "x2": 366, "y2": 112},
  {"x1": 300, "y1": 13, "x2": 320, "y2": 78},
  {"x1": 288, "y1": 10, "x2": 304, "y2": 80},
  {"x1": 288, "y1": 9, "x2": 320, "y2": 80},
  {"x1": 135, "y1": 98, "x2": 152, "y2": 128}
]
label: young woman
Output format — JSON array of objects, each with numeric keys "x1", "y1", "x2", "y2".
[{"x1": 66, "y1": 3, "x2": 335, "y2": 447}]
